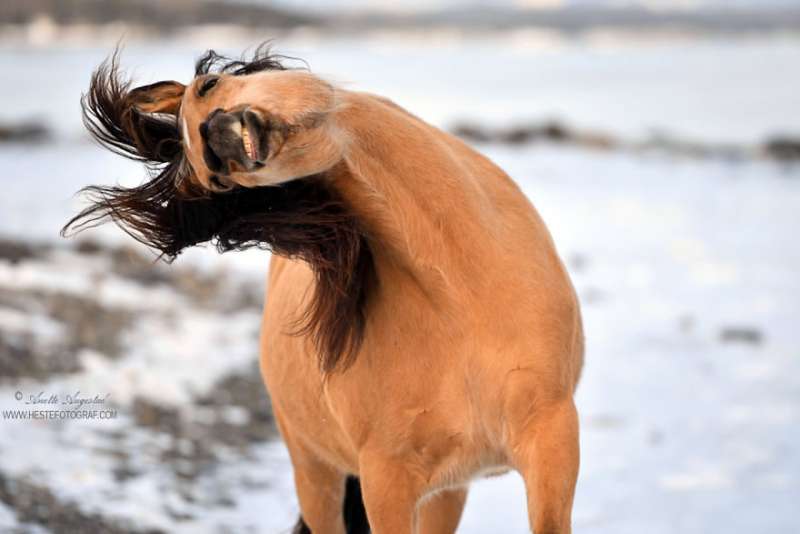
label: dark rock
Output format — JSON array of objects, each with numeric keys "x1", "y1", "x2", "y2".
[
  {"x1": 720, "y1": 326, "x2": 763, "y2": 346},
  {"x1": 498, "y1": 125, "x2": 537, "y2": 145},
  {"x1": 128, "y1": 361, "x2": 277, "y2": 482},
  {"x1": 0, "y1": 326, "x2": 82, "y2": 381},
  {"x1": 450, "y1": 123, "x2": 493, "y2": 144},
  {"x1": 540, "y1": 121, "x2": 570, "y2": 142},
  {"x1": 107, "y1": 245, "x2": 172, "y2": 287},
  {"x1": 0, "y1": 237, "x2": 46, "y2": 264},
  {"x1": 0, "y1": 281, "x2": 132, "y2": 382},
  {"x1": 764, "y1": 137, "x2": 800, "y2": 161},
  {"x1": 0, "y1": 120, "x2": 50, "y2": 144},
  {"x1": 132, "y1": 398, "x2": 182, "y2": 433},
  {"x1": 45, "y1": 292, "x2": 132, "y2": 359},
  {"x1": 196, "y1": 361, "x2": 277, "y2": 446},
  {"x1": 73, "y1": 239, "x2": 106, "y2": 255},
  {"x1": 450, "y1": 119, "x2": 617, "y2": 149},
  {"x1": 0, "y1": 471, "x2": 164, "y2": 534}
]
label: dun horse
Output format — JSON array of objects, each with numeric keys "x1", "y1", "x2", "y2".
[{"x1": 64, "y1": 46, "x2": 584, "y2": 534}]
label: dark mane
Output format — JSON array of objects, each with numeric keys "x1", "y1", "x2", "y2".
[
  {"x1": 61, "y1": 45, "x2": 374, "y2": 373},
  {"x1": 194, "y1": 43, "x2": 298, "y2": 76}
]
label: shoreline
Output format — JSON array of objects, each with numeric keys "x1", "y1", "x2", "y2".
[{"x1": 2, "y1": 20, "x2": 800, "y2": 49}]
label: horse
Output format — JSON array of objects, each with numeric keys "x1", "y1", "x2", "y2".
[{"x1": 63, "y1": 45, "x2": 584, "y2": 534}]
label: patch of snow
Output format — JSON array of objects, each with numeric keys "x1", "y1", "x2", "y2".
[{"x1": 0, "y1": 307, "x2": 64, "y2": 343}]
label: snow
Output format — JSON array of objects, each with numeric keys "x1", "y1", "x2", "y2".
[
  {"x1": 0, "y1": 35, "x2": 798, "y2": 532},
  {"x1": 0, "y1": 307, "x2": 64, "y2": 343}
]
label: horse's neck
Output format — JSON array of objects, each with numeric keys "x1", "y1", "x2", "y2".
[{"x1": 328, "y1": 92, "x2": 500, "y2": 298}]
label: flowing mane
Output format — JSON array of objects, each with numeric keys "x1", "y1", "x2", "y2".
[{"x1": 61, "y1": 46, "x2": 375, "y2": 372}]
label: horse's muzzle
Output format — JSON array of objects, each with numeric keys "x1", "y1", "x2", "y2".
[{"x1": 199, "y1": 108, "x2": 267, "y2": 176}]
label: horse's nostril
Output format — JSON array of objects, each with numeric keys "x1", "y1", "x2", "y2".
[
  {"x1": 199, "y1": 109, "x2": 226, "y2": 142},
  {"x1": 201, "y1": 110, "x2": 246, "y2": 177}
]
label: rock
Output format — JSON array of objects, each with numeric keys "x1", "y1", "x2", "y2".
[
  {"x1": 450, "y1": 119, "x2": 617, "y2": 149},
  {"x1": 719, "y1": 326, "x2": 763, "y2": 346},
  {"x1": 0, "y1": 120, "x2": 50, "y2": 143},
  {"x1": 0, "y1": 471, "x2": 163, "y2": 534},
  {"x1": 0, "y1": 331, "x2": 82, "y2": 381},
  {"x1": 0, "y1": 237, "x2": 46, "y2": 263},
  {"x1": 450, "y1": 122, "x2": 494, "y2": 144},
  {"x1": 764, "y1": 137, "x2": 800, "y2": 161},
  {"x1": 539, "y1": 121, "x2": 570, "y2": 142}
]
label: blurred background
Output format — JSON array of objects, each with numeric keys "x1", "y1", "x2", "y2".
[{"x1": 0, "y1": 1, "x2": 798, "y2": 532}]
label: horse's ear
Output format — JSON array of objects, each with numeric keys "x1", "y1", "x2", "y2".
[
  {"x1": 116, "y1": 80, "x2": 186, "y2": 162},
  {"x1": 128, "y1": 80, "x2": 185, "y2": 115}
]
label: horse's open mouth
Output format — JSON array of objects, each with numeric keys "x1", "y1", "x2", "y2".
[
  {"x1": 241, "y1": 108, "x2": 268, "y2": 166},
  {"x1": 201, "y1": 107, "x2": 270, "y2": 175}
]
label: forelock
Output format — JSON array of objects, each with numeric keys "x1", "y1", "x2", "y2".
[{"x1": 194, "y1": 42, "x2": 301, "y2": 78}]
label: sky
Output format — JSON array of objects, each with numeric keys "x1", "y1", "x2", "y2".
[{"x1": 255, "y1": 0, "x2": 798, "y2": 14}]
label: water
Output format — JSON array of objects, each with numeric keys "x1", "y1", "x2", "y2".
[{"x1": 1, "y1": 36, "x2": 799, "y2": 143}]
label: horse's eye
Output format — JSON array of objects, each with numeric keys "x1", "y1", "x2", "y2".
[{"x1": 198, "y1": 76, "x2": 219, "y2": 97}]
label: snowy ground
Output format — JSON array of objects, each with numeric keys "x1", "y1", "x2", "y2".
[{"x1": 0, "y1": 35, "x2": 798, "y2": 533}]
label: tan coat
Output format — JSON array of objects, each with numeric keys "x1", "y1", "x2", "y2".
[
  {"x1": 73, "y1": 61, "x2": 584, "y2": 533},
  {"x1": 241, "y1": 75, "x2": 583, "y2": 534}
]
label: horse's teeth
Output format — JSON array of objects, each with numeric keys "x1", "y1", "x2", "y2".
[{"x1": 242, "y1": 128, "x2": 254, "y2": 159}]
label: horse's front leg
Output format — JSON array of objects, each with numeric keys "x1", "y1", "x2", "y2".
[
  {"x1": 358, "y1": 450, "x2": 425, "y2": 534},
  {"x1": 511, "y1": 398, "x2": 580, "y2": 534},
  {"x1": 416, "y1": 487, "x2": 468, "y2": 534},
  {"x1": 277, "y1": 412, "x2": 348, "y2": 534}
]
